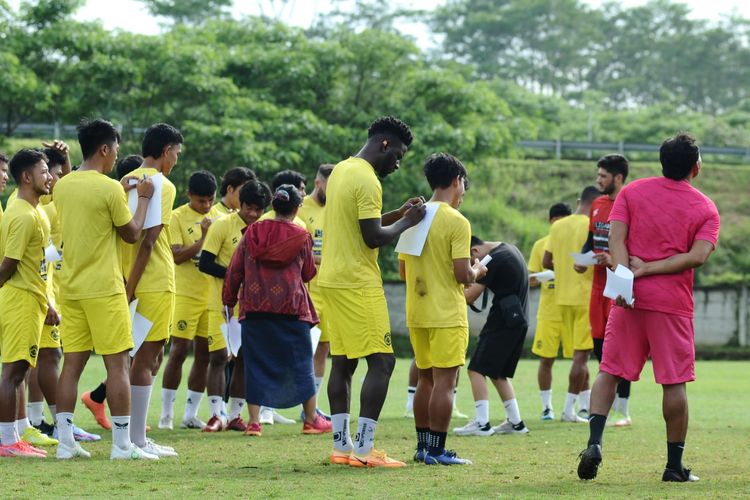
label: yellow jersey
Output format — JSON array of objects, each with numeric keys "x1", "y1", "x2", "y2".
[
  {"x1": 0, "y1": 198, "x2": 50, "y2": 305},
  {"x1": 202, "y1": 211, "x2": 247, "y2": 311},
  {"x1": 258, "y1": 209, "x2": 306, "y2": 228},
  {"x1": 7, "y1": 188, "x2": 53, "y2": 207},
  {"x1": 55, "y1": 170, "x2": 133, "y2": 300},
  {"x1": 528, "y1": 235, "x2": 562, "y2": 322},
  {"x1": 400, "y1": 202, "x2": 471, "y2": 328},
  {"x1": 170, "y1": 203, "x2": 219, "y2": 302},
  {"x1": 213, "y1": 201, "x2": 233, "y2": 216},
  {"x1": 297, "y1": 195, "x2": 325, "y2": 296},
  {"x1": 318, "y1": 157, "x2": 383, "y2": 289},
  {"x1": 119, "y1": 167, "x2": 177, "y2": 294},
  {"x1": 545, "y1": 214, "x2": 593, "y2": 306}
]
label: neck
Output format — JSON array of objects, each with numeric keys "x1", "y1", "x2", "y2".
[
  {"x1": 274, "y1": 212, "x2": 295, "y2": 221},
  {"x1": 430, "y1": 188, "x2": 456, "y2": 207},
  {"x1": 355, "y1": 144, "x2": 379, "y2": 171},
  {"x1": 17, "y1": 186, "x2": 40, "y2": 207},
  {"x1": 78, "y1": 160, "x2": 106, "y2": 174},
  {"x1": 141, "y1": 157, "x2": 163, "y2": 172},
  {"x1": 311, "y1": 189, "x2": 324, "y2": 206},
  {"x1": 575, "y1": 205, "x2": 590, "y2": 216},
  {"x1": 609, "y1": 185, "x2": 622, "y2": 200}
]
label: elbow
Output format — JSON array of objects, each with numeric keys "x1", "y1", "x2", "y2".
[
  {"x1": 121, "y1": 230, "x2": 138, "y2": 244},
  {"x1": 363, "y1": 236, "x2": 380, "y2": 249}
]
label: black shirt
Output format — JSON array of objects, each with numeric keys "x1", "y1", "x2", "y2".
[{"x1": 477, "y1": 243, "x2": 529, "y2": 330}]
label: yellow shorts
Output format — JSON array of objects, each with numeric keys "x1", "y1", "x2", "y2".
[
  {"x1": 560, "y1": 305, "x2": 593, "y2": 351},
  {"x1": 61, "y1": 293, "x2": 133, "y2": 355},
  {"x1": 0, "y1": 286, "x2": 46, "y2": 367},
  {"x1": 39, "y1": 324, "x2": 62, "y2": 350},
  {"x1": 322, "y1": 287, "x2": 393, "y2": 359},
  {"x1": 171, "y1": 295, "x2": 210, "y2": 341},
  {"x1": 531, "y1": 319, "x2": 572, "y2": 358},
  {"x1": 207, "y1": 310, "x2": 228, "y2": 353},
  {"x1": 409, "y1": 326, "x2": 468, "y2": 369},
  {"x1": 136, "y1": 292, "x2": 175, "y2": 343},
  {"x1": 309, "y1": 289, "x2": 329, "y2": 343}
]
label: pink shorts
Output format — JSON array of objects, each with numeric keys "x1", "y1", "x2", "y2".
[{"x1": 600, "y1": 306, "x2": 695, "y2": 385}]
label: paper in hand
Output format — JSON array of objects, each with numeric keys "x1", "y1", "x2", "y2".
[
  {"x1": 529, "y1": 270, "x2": 555, "y2": 282},
  {"x1": 570, "y1": 250, "x2": 598, "y2": 266},
  {"x1": 129, "y1": 299, "x2": 153, "y2": 357},
  {"x1": 127, "y1": 173, "x2": 164, "y2": 229},
  {"x1": 603, "y1": 265, "x2": 635, "y2": 305},
  {"x1": 44, "y1": 244, "x2": 62, "y2": 263},
  {"x1": 394, "y1": 202, "x2": 439, "y2": 256},
  {"x1": 479, "y1": 254, "x2": 493, "y2": 267}
]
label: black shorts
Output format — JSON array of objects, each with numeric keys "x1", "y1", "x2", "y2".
[
  {"x1": 467, "y1": 324, "x2": 527, "y2": 379},
  {"x1": 593, "y1": 338, "x2": 604, "y2": 363}
]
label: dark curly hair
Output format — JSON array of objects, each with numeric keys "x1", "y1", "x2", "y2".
[
  {"x1": 660, "y1": 132, "x2": 700, "y2": 181},
  {"x1": 367, "y1": 116, "x2": 413, "y2": 147}
]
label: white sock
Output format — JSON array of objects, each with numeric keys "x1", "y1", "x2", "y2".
[
  {"x1": 57, "y1": 412, "x2": 76, "y2": 447},
  {"x1": 406, "y1": 386, "x2": 416, "y2": 411},
  {"x1": 475, "y1": 400, "x2": 490, "y2": 425},
  {"x1": 129, "y1": 385, "x2": 152, "y2": 447},
  {"x1": 503, "y1": 398, "x2": 522, "y2": 425},
  {"x1": 331, "y1": 413, "x2": 353, "y2": 452},
  {"x1": 579, "y1": 390, "x2": 591, "y2": 412},
  {"x1": 564, "y1": 393, "x2": 578, "y2": 416},
  {"x1": 540, "y1": 390, "x2": 552, "y2": 410},
  {"x1": 111, "y1": 415, "x2": 132, "y2": 450},
  {"x1": 314, "y1": 376, "x2": 324, "y2": 396},
  {"x1": 183, "y1": 390, "x2": 203, "y2": 420},
  {"x1": 208, "y1": 395, "x2": 223, "y2": 418},
  {"x1": 228, "y1": 397, "x2": 245, "y2": 420},
  {"x1": 28, "y1": 402, "x2": 45, "y2": 426},
  {"x1": 618, "y1": 397, "x2": 630, "y2": 417},
  {"x1": 15, "y1": 418, "x2": 31, "y2": 435},
  {"x1": 353, "y1": 417, "x2": 377, "y2": 455},
  {"x1": 161, "y1": 388, "x2": 177, "y2": 418},
  {"x1": 0, "y1": 422, "x2": 18, "y2": 445},
  {"x1": 48, "y1": 404, "x2": 57, "y2": 424}
]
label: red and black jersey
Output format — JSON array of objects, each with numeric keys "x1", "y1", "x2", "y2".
[{"x1": 589, "y1": 195, "x2": 614, "y2": 290}]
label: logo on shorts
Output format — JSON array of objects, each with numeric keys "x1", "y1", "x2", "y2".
[
  {"x1": 536, "y1": 340, "x2": 542, "y2": 349},
  {"x1": 29, "y1": 345, "x2": 38, "y2": 359},
  {"x1": 177, "y1": 320, "x2": 187, "y2": 331},
  {"x1": 384, "y1": 332, "x2": 392, "y2": 347},
  {"x1": 51, "y1": 329, "x2": 60, "y2": 341},
  {"x1": 208, "y1": 336, "x2": 213, "y2": 345}
]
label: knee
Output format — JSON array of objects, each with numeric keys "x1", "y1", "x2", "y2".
[{"x1": 208, "y1": 352, "x2": 227, "y2": 369}]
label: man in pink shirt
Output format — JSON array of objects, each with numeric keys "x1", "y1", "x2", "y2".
[{"x1": 577, "y1": 133, "x2": 720, "y2": 483}]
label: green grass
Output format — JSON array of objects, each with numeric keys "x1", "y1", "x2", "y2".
[{"x1": 4, "y1": 358, "x2": 749, "y2": 497}]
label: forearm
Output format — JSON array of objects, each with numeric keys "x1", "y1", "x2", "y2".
[
  {"x1": 581, "y1": 232, "x2": 594, "y2": 253},
  {"x1": 464, "y1": 283, "x2": 485, "y2": 304},
  {"x1": 126, "y1": 243, "x2": 154, "y2": 294},
  {"x1": 172, "y1": 239, "x2": 205, "y2": 264},
  {"x1": 381, "y1": 209, "x2": 403, "y2": 227},
  {"x1": 640, "y1": 253, "x2": 704, "y2": 276},
  {"x1": 199, "y1": 252, "x2": 226, "y2": 279},
  {"x1": 0, "y1": 259, "x2": 19, "y2": 287},
  {"x1": 366, "y1": 218, "x2": 412, "y2": 248}
]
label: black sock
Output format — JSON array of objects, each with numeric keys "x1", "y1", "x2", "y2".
[
  {"x1": 616, "y1": 380, "x2": 631, "y2": 399},
  {"x1": 587, "y1": 413, "x2": 607, "y2": 447},
  {"x1": 90, "y1": 382, "x2": 107, "y2": 404},
  {"x1": 666, "y1": 441, "x2": 685, "y2": 470},
  {"x1": 428, "y1": 430, "x2": 447, "y2": 456},
  {"x1": 416, "y1": 427, "x2": 429, "y2": 450}
]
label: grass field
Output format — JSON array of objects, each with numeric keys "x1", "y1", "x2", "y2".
[{"x1": 2, "y1": 357, "x2": 748, "y2": 498}]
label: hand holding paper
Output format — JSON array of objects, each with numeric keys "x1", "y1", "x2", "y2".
[
  {"x1": 603, "y1": 264, "x2": 635, "y2": 306},
  {"x1": 529, "y1": 270, "x2": 555, "y2": 282},
  {"x1": 127, "y1": 173, "x2": 163, "y2": 229}
]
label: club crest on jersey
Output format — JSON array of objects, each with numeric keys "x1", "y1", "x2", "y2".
[
  {"x1": 29, "y1": 345, "x2": 38, "y2": 359},
  {"x1": 383, "y1": 332, "x2": 392, "y2": 347},
  {"x1": 177, "y1": 320, "x2": 187, "y2": 331}
]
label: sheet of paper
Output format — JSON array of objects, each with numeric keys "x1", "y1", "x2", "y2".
[
  {"x1": 570, "y1": 250, "x2": 598, "y2": 266},
  {"x1": 44, "y1": 244, "x2": 62, "y2": 263},
  {"x1": 220, "y1": 307, "x2": 242, "y2": 356},
  {"x1": 310, "y1": 326, "x2": 322, "y2": 353},
  {"x1": 129, "y1": 299, "x2": 153, "y2": 357},
  {"x1": 479, "y1": 254, "x2": 493, "y2": 267},
  {"x1": 127, "y1": 172, "x2": 163, "y2": 229},
  {"x1": 603, "y1": 264, "x2": 635, "y2": 305},
  {"x1": 394, "y1": 202, "x2": 439, "y2": 257},
  {"x1": 529, "y1": 270, "x2": 555, "y2": 282}
]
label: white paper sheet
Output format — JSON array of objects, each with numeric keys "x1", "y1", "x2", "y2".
[
  {"x1": 394, "y1": 202, "x2": 439, "y2": 257},
  {"x1": 529, "y1": 270, "x2": 555, "y2": 282},
  {"x1": 127, "y1": 173, "x2": 163, "y2": 229},
  {"x1": 44, "y1": 244, "x2": 62, "y2": 263},
  {"x1": 570, "y1": 250, "x2": 598, "y2": 266},
  {"x1": 310, "y1": 326, "x2": 322, "y2": 352},
  {"x1": 220, "y1": 307, "x2": 242, "y2": 356},
  {"x1": 129, "y1": 299, "x2": 153, "y2": 357},
  {"x1": 603, "y1": 264, "x2": 635, "y2": 305},
  {"x1": 479, "y1": 254, "x2": 493, "y2": 267}
]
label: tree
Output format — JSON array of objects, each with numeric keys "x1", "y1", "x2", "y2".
[{"x1": 140, "y1": 0, "x2": 231, "y2": 24}]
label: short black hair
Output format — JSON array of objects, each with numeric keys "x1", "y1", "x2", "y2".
[
  {"x1": 597, "y1": 154, "x2": 629, "y2": 181},
  {"x1": 220, "y1": 167, "x2": 256, "y2": 196},
  {"x1": 77, "y1": 118, "x2": 121, "y2": 160},
  {"x1": 549, "y1": 202, "x2": 572, "y2": 220},
  {"x1": 271, "y1": 184, "x2": 303, "y2": 216},
  {"x1": 188, "y1": 170, "x2": 217, "y2": 197},
  {"x1": 43, "y1": 147, "x2": 66, "y2": 169},
  {"x1": 470, "y1": 235, "x2": 484, "y2": 247},
  {"x1": 367, "y1": 116, "x2": 413, "y2": 147},
  {"x1": 116, "y1": 154, "x2": 144, "y2": 180},
  {"x1": 317, "y1": 164, "x2": 335, "y2": 180},
  {"x1": 271, "y1": 170, "x2": 306, "y2": 191},
  {"x1": 9, "y1": 149, "x2": 48, "y2": 184},
  {"x1": 0, "y1": 152, "x2": 9, "y2": 164},
  {"x1": 239, "y1": 180, "x2": 271, "y2": 210},
  {"x1": 141, "y1": 123, "x2": 184, "y2": 159},
  {"x1": 580, "y1": 185, "x2": 601, "y2": 204},
  {"x1": 660, "y1": 132, "x2": 700, "y2": 181},
  {"x1": 423, "y1": 153, "x2": 468, "y2": 190}
]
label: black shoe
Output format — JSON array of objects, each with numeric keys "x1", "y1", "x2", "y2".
[
  {"x1": 662, "y1": 467, "x2": 699, "y2": 482},
  {"x1": 577, "y1": 444, "x2": 602, "y2": 480},
  {"x1": 34, "y1": 420, "x2": 55, "y2": 437}
]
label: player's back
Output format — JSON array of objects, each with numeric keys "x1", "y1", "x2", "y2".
[{"x1": 547, "y1": 214, "x2": 592, "y2": 306}]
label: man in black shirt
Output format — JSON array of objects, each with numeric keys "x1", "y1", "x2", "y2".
[{"x1": 453, "y1": 236, "x2": 531, "y2": 437}]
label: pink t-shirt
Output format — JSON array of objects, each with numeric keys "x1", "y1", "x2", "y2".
[{"x1": 609, "y1": 176, "x2": 720, "y2": 318}]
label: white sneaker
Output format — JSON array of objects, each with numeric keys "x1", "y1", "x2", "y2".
[
  {"x1": 110, "y1": 443, "x2": 159, "y2": 460},
  {"x1": 56, "y1": 441, "x2": 91, "y2": 459},
  {"x1": 561, "y1": 412, "x2": 588, "y2": 423},
  {"x1": 492, "y1": 419, "x2": 529, "y2": 435},
  {"x1": 159, "y1": 416, "x2": 173, "y2": 430},
  {"x1": 272, "y1": 410, "x2": 296, "y2": 425},
  {"x1": 139, "y1": 438, "x2": 178, "y2": 458},
  {"x1": 259, "y1": 407, "x2": 274, "y2": 425},
  {"x1": 180, "y1": 416, "x2": 206, "y2": 429},
  {"x1": 453, "y1": 419, "x2": 494, "y2": 436}
]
